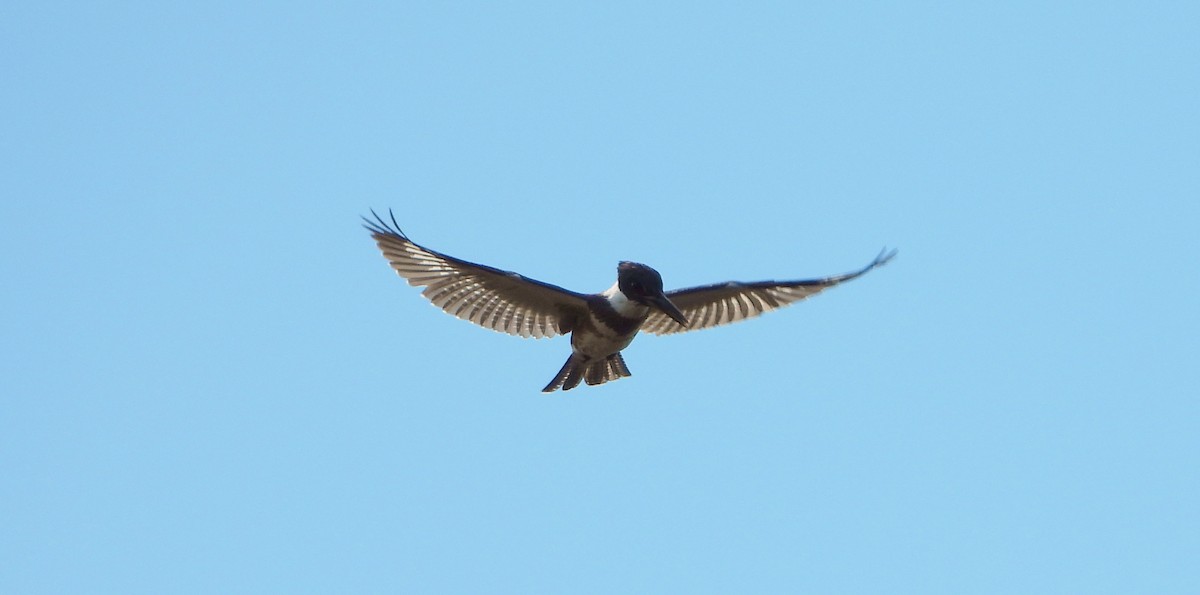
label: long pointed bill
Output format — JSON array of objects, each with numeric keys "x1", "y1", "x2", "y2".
[{"x1": 649, "y1": 294, "x2": 689, "y2": 328}]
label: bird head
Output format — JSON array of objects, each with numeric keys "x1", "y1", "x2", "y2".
[{"x1": 617, "y1": 262, "x2": 689, "y2": 328}]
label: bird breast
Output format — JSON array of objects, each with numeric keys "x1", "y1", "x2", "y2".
[{"x1": 570, "y1": 287, "x2": 649, "y2": 358}]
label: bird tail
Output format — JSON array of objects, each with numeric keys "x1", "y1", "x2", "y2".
[{"x1": 542, "y1": 353, "x2": 632, "y2": 393}]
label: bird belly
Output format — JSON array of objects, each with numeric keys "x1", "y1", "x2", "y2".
[
  {"x1": 571, "y1": 315, "x2": 639, "y2": 358},
  {"x1": 572, "y1": 330, "x2": 636, "y2": 358}
]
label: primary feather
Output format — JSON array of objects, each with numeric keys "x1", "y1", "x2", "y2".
[
  {"x1": 641, "y1": 248, "x2": 896, "y2": 335},
  {"x1": 363, "y1": 210, "x2": 588, "y2": 339}
]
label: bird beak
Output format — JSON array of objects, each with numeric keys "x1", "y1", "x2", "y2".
[{"x1": 649, "y1": 294, "x2": 689, "y2": 328}]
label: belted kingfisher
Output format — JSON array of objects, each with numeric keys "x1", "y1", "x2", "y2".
[{"x1": 364, "y1": 209, "x2": 895, "y2": 392}]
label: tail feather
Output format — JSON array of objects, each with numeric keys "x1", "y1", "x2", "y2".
[
  {"x1": 608, "y1": 352, "x2": 631, "y2": 379},
  {"x1": 542, "y1": 353, "x2": 633, "y2": 393},
  {"x1": 542, "y1": 355, "x2": 581, "y2": 393}
]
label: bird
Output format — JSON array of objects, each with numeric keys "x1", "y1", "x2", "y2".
[{"x1": 363, "y1": 209, "x2": 895, "y2": 392}]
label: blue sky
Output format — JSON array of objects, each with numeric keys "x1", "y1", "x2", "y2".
[{"x1": 3, "y1": 2, "x2": 1197, "y2": 593}]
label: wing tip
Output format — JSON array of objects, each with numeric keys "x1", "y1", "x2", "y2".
[
  {"x1": 836, "y1": 246, "x2": 897, "y2": 281},
  {"x1": 871, "y1": 247, "x2": 898, "y2": 269},
  {"x1": 362, "y1": 207, "x2": 409, "y2": 240}
]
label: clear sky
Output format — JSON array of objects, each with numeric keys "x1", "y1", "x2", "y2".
[{"x1": 3, "y1": 2, "x2": 1197, "y2": 593}]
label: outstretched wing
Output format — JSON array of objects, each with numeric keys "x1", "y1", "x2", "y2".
[
  {"x1": 364, "y1": 210, "x2": 589, "y2": 339},
  {"x1": 641, "y1": 249, "x2": 896, "y2": 335}
]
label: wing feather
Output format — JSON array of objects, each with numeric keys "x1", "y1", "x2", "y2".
[
  {"x1": 642, "y1": 249, "x2": 896, "y2": 335},
  {"x1": 364, "y1": 209, "x2": 587, "y2": 338}
]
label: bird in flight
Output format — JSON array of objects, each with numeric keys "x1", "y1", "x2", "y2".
[{"x1": 364, "y1": 209, "x2": 895, "y2": 392}]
